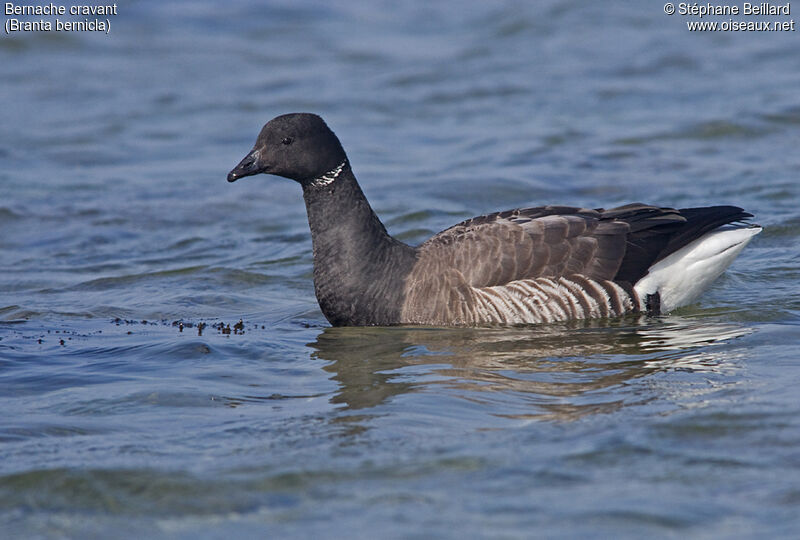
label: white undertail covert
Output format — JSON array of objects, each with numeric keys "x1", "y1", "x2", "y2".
[{"x1": 634, "y1": 225, "x2": 762, "y2": 312}]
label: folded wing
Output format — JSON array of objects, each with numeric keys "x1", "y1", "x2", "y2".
[{"x1": 401, "y1": 204, "x2": 706, "y2": 325}]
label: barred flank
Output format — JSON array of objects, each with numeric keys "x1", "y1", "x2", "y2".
[{"x1": 467, "y1": 275, "x2": 638, "y2": 325}]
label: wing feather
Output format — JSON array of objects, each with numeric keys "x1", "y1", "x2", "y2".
[
  {"x1": 400, "y1": 203, "x2": 753, "y2": 325},
  {"x1": 414, "y1": 206, "x2": 627, "y2": 288}
]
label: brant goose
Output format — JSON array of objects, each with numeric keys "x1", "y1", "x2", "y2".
[{"x1": 228, "y1": 113, "x2": 761, "y2": 327}]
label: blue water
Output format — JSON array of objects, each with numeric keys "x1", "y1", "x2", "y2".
[{"x1": 2, "y1": 1, "x2": 800, "y2": 537}]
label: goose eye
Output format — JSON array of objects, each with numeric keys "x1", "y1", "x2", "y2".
[{"x1": 281, "y1": 137, "x2": 293, "y2": 145}]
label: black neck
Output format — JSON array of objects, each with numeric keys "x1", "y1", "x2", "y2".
[{"x1": 301, "y1": 163, "x2": 416, "y2": 325}]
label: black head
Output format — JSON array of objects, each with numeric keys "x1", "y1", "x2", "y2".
[{"x1": 227, "y1": 113, "x2": 347, "y2": 184}]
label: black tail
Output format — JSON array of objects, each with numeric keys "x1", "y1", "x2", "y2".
[{"x1": 605, "y1": 203, "x2": 754, "y2": 284}]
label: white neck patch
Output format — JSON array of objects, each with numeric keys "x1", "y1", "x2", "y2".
[{"x1": 309, "y1": 160, "x2": 347, "y2": 188}]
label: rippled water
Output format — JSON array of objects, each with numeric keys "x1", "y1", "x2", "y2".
[{"x1": 2, "y1": 1, "x2": 800, "y2": 538}]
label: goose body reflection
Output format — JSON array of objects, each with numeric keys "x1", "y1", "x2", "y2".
[{"x1": 309, "y1": 315, "x2": 751, "y2": 420}]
